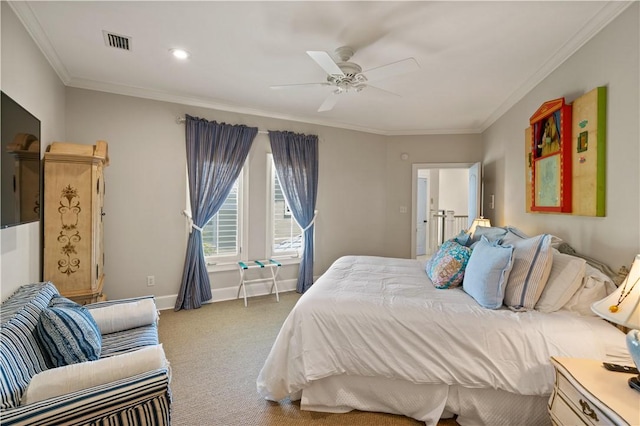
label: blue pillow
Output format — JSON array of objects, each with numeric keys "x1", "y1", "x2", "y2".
[
  {"x1": 426, "y1": 240, "x2": 472, "y2": 289},
  {"x1": 450, "y1": 230, "x2": 472, "y2": 247},
  {"x1": 470, "y1": 226, "x2": 507, "y2": 245},
  {"x1": 463, "y1": 236, "x2": 514, "y2": 309},
  {"x1": 36, "y1": 304, "x2": 102, "y2": 367},
  {"x1": 502, "y1": 226, "x2": 529, "y2": 239},
  {"x1": 48, "y1": 295, "x2": 81, "y2": 308}
]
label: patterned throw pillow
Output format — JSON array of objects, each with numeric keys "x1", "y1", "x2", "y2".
[
  {"x1": 36, "y1": 304, "x2": 102, "y2": 368},
  {"x1": 426, "y1": 240, "x2": 472, "y2": 289}
]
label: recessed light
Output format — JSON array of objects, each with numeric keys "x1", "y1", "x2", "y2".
[{"x1": 170, "y1": 48, "x2": 190, "y2": 60}]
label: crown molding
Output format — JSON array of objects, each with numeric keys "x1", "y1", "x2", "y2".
[
  {"x1": 67, "y1": 77, "x2": 481, "y2": 136},
  {"x1": 8, "y1": 1, "x2": 71, "y2": 84},
  {"x1": 480, "y1": 1, "x2": 634, "y2": 132},
  {"x1": 66, "y1": 77, "x2": 392, "y2": 135}
]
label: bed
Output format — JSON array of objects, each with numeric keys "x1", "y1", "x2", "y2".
[{"x1": 257, "y1": 231, "x2": 632, "y2": 426}]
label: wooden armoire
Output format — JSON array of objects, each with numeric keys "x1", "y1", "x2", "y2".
[{"x1": 43, "y1": 141, "x2": 109, "y2": 304}]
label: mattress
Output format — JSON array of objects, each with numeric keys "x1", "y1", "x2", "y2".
[{"x1": 257, "y1": 255, "x2": 629, "y2": 422}]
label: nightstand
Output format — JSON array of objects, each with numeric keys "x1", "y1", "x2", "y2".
[{"x1": 549, "y1": 357, "x2": 640, "y2": 426}]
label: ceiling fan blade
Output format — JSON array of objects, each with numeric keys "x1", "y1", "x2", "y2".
[
  {"x1": 306, "y1": 51, "x2": 345, "y2": 76},
  {"x1": 270, "y1": 82, "x2": 332, "y2": 90},
  {"x1": 363, "y1": 57, "x2": 420, "y2": 83},
  {"x1": 317, "y1": 93, "x2": 340, "y2": 112},
  {"x1": 365, "y1": 84, "x2": 401, "y2": 97}
]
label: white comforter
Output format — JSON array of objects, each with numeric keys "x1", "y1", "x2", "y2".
[{"x1": 257, "y1": 256, "x2": 626, "y2": 401}]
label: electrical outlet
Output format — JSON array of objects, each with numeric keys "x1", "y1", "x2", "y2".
[{"x1": 147, "y1": 275, "x2": 155, "y2": 286}]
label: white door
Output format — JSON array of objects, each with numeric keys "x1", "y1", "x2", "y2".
[
  {"x1": 416, "y1": 178, "x2": 428, "y2": 256},
  {"x1": 468, "y1": 162, "x2": 482, "y2": 228}
]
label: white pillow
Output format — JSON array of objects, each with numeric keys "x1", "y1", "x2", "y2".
[
  {"x1": 535, "y1": 250, "x2": 586, "y2": 313},
  {"x1": 562, "y1": 264, "x2": 617, "y2": 316},
  {"x1": 88, "y1": 299, "x2": 158, "y2": 334},
  {"x1": 21, "y1": 344, "x2": 169, "y2": 405}
]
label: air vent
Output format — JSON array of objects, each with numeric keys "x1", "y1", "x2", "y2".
[{"x1": 103, "y1": 31, "x2": 131, "y2": 51}]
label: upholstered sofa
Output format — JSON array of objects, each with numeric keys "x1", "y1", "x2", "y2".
[{"x1": 0, "y1": 282, "x2": 171, "y2": 425}]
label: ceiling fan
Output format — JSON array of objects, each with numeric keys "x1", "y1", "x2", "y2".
[{"x1": 271, "y1": 46, "x2": 420, "y2": 112}]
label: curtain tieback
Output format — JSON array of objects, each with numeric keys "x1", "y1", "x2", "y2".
[
  {"x1": 182, "y1": 210, "x2": 203, "y2": 233},
  {"x1": 301, "y1": 210, "x2": 319, "y2": 232}
]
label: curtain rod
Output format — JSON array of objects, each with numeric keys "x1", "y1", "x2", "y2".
[{"x1": 176, "y1": 116, "x2": 268, "y2": 134}]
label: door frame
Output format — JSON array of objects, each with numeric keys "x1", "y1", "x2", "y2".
[
  {"x1": 416, "y1": 176, "x2": 429, "y2": 256},
  {"x1": 411, "y1": 162, "x2": 480, "y2": 259}
]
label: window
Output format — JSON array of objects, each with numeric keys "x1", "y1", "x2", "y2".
[
  {"x1": 269, "y1": 156, "x2": 302, "y2": 257},
  {"x1": 201, "y1": 175, "x2": 243, "y2": 262},
  {"x1": 197, "y1": 154, "x2": 304, "y2": 267}
]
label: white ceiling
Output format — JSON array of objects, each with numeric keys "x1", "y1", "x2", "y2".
[{"x1": 10, "y1": 1, "x2": 631, "y2": 135}]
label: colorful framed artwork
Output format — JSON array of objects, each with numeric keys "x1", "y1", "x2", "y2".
[
  {"x1": 571, "y1": 86, "x2": 606, "y2": 217},
  {"x1": 529, "y1": 98, "x2": 572, "y2": 213}
]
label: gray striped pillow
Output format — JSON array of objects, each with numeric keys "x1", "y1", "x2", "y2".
[
  {"x1": 36, "y1": 305, "x2": 102, "y2": 367},
  {"x1": 502, "y1": 233, "x2": 553, "y2": 311}
]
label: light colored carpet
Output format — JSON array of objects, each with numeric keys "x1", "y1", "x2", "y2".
[{"x1": 158, "y1": 291, "x2": 458, "y2": 425}]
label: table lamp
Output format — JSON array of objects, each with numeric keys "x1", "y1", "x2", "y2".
[
  {"x1": 468, "y1": 217, "x2": 491, "y2": 235},
  {"x1": 591, "y1": 254, "x2": 640, "y2": 391}
]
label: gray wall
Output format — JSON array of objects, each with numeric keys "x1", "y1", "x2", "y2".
[
  {"x1": 0, "y1": 3, "x2": 66, "y2": 300},
  {"x1": 383, "y1": 134, "x2": 483, "y2": 258},
  {"x1": 63, "y1": 88, "x2": 393, "y2": 302},
  {"x1": 482, "y1": 3, "x2": 640, "y2": 271},
  {"x1": 63, "y1": 89, "x2": 482, "y2": 303}
]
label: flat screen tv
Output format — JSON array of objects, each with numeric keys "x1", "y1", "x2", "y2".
[{"x1": 1, "y1": 91, "x2": 41, "y2": 228}]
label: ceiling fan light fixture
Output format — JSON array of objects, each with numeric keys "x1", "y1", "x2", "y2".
[
  {"x1": 289, "y1": 46, "x2": 419, "y2": 112},
  {"x1": 169, "y1": 48, "x2": 190, "y2": 60}
]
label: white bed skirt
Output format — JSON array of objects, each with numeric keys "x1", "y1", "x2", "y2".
[{"x1": 300, "y1": 375, "x2": 550, "y2": 426}]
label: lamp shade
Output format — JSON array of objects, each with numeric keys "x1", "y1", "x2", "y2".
[
  {"x1": 468, "y1": 217, "x2": 491, "y2": 235},
  {"x1": 591, "y1": 254, "x2": 640, "y2": 330}
]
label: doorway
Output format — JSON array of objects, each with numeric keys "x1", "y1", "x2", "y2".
[{"x1": 411, "y1": 162, "x2": 482, "y2": 259}]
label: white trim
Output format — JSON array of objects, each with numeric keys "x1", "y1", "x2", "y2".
[
  {"x1": 265, "y1": 155, "x2": 275, "y2": 257},
  {"x1": 7, "y1": 1, "x2": 71, "y2": 84},
  {"x1": 240, "y1": 161, "x2": 250, "y2": 261},
  {"x1": 64, "y1": 77, "x2": 478, "y2": 136},
  {"x1": 69, "y1": 77, "x2": 414, "y2": 136},
  {"x1": 155, "y1": 277, "x2": 300, "y2": 310}
]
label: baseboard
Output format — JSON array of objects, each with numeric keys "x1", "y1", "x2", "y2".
[{"x1": 155, "y1": 278, "x2": 298, "y2": 311}]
